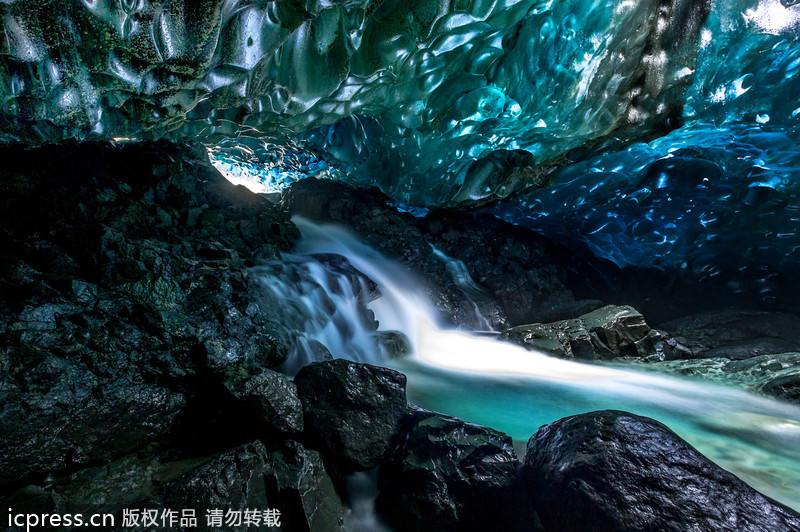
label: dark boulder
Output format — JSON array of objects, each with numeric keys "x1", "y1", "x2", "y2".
[
  {"x1": 221, "y1": 369, "x2": 304, "y2": 435},
  {"x1": 377, "y1": 407, "x2": 520, "y2": 532},
  {"x1": 523, "y1": 410, "x2": 800, "y2": 531},
  {"x1": 166, "y1": 440, "x2": 346, "y2": 531},
  {"x1": 294, "y1": 359, "x2": 407, "y2": 472},
  {"x1": 376, "y1": 330, "x2": 412, "y2": 359}
]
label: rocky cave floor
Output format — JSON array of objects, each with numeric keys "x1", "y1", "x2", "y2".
[{"x1": 1, "y1": 141, "x2": 800, "y2": 531}]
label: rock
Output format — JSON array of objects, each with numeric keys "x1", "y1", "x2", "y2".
[
  {"x1": 631, "y1": 353, "x2": 800, "y2": 405},
  {"x1": 0, "y1": 346, "x2": 185, "y2": 488},
  {"x1": 166, "y1": 441, "x2": 274, "y2": 510},
  {"x1": 294, "y1": 359, "x2": 407, "y2": 472},
  {"x1": 166, "y1": 440, "x2": 346, "y2": 532},
  {"x1": 306, "y1": 340, "x2": 334, "y2": 361},
  {"x1": 376, "y1": 330, "x2": 412, "y2": 359},
  {"x1": 759, "y1": 374, "x2": 800, "y2": 404},
  {"x1": 1, "y1": 486, "x2": 59, "y2": 516},
  {"x1": 523, "y1": 410, "x2": 800, "y2": 531},
  {"x1": 662, "y1": 310, "x2": 800, "y2": 359},
  {"x1": 0, "y1": 142, "x2": 297, "y2": 485},
  {"x1": 500, "y1": 305, "x2": 679, "y2": 361},
  {"x1": 265, "y1": 441, "x2": 347, "y2": 532},
  {"x1": 377, "y1": 407, "x2": 520, "y2": 532},
  {"x1": 221, "y1": 369, "x2": 304, "y2": 435}
]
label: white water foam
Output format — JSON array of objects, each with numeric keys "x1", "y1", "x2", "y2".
[{"x1": 257, "y1": 216, "x2": 800, "y2": 510}]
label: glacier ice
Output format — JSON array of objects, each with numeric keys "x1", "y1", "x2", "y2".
[
  {"x1": 488, "y1": 0, "x2": 800, "y2": 302},
  {"x1": 2, "y1": 0, "x2": 800, "y2": 285},
  {"x1": 2, "y1": 0, "x2": 710, "y2": 203}
]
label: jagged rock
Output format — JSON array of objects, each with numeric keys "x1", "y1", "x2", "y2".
[
  {"x1": 376, "y1": 407, "x2": 520, "y2": 532},
  {"x1": 0, "y1": 0, "x2": 711, "y2": 209},
  {"x1": 701, "y1": 338, "x2": 800, "y2": 360},
  {"x1": 221, "y1": 369, "x2": 304, "y2": 435},
  {"x1": 0, "y1": 142, "x2": 297, "y2": 486},
  {"x1": 523, "y1": 410, "x2": 800, "y2": 531},
  {"x1": 0, "y1": 486, "x2": 59, "y2": 517},
  {"x1": 500, "y1": 305, "x2": 685, "y2": 361},
  {"x1": 166, "y1": 440, "x2": 346, "y2": 532},
  {"x1": 0, "y1": 452, "x2": 207, "y2": 522},
  {"x1": 0, "y1": 346, "x2": 185, "y2": 488},
  {"x1": 294, "y1": 359, "x2": 407, "y2": 472}
]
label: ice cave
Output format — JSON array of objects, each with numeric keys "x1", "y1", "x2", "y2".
[{"x1": 1, "y1": 0, "x2": 800, "y2": 530}]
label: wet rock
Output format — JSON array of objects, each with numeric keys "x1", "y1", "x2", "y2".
[
  {"x1": 165, "y1": 441, "x2": 273, "y2": 511},
  {"x1": 758, "y1": 373, "x2": 800, "y2": 404},
  {"x1": 306, "y1": 340, "x2": 334, "y2": 361},
  {"x1": 700, "y1": 339, "x2": 798, "y2": 360},
  {"x1": 636, "y1": 353, "x2": 800, "y2": 405},
  {"x1": 294, "y1": 359, "x2": 407, "y2": 472},
  {"x1": 0, "y1": 142, "x2": 297, "y2": 486},
  {"x1": 501, "y1": 305, "x2": 680, "y2": 361},
  {"x1": 221, "y1": 369, "x2": 304, "y2": 435},
  {"x1": 265, "y1": 441, "x2": 347, "y2": 532},
  {"x1": 662, "y1": 310, "x2": 800, "y2": 359},
  {"x1": 166, "y1": 440, "x2": 346, "y2": 531},
  {"x1": 376, "y1": 330, "x2": 412, "y2": 359},
  {"x1": 377, "y1": 407, "x2": 520, "y2": 532},
  {"x1": 0, "y1": 451, "x2": 227, "y2": 532},
  {"x1": 523, "y1": 410, "x2": 800, "y2": 531},
  {"x1": 0, "y1": 452, "x2": 207, "y2": 518},
  {"x1": 0, "y1": 346, "x2": 185, "y2": 488}
]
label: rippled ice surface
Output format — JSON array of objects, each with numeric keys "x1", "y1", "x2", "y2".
[
  {"x1": 491, "y1": 122, "x2": 800, "y2": 301},
  {"x1": 202, "y1": 0, "x2": 800, "y2": 206}
]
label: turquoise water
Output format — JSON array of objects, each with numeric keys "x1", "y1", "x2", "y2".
[
  {"x1": 389, "y1": 340, "x2": 800, "y2": 511},
  {"x1": 259, "y1": 218, "x2": 800, "y2": 512}
]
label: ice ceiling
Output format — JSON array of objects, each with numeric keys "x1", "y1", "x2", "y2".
[
  {"x1": 2, "y1": 0, "x2": 800, "y2": 300},
  {"x1": 2, "y1": 0, "x2": 712, "y2": 200}
]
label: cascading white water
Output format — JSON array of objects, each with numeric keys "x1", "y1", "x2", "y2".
[
  {"x1": 251, "y1": 252, "x2": 384, "y2": 372},
  {"x1": 250, "y1": 217, "x2": 432, "y2": 373},
  {"x1": 429, "y1": 244, "x2": 496, "y2": 333},
  {"x1": 254, "y1": 216, "x2": 800, "y2": 511}
]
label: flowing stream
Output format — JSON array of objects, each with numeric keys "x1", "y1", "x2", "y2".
[{"x1": 255, "y1": 217, "x2": 800, "y2": 511}]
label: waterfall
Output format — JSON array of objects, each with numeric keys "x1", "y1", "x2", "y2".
[
  {"x1": 429, "y1": 244, "x2": 496, "y2": 333},
  {"x1": 252, "y1": 217, "x2": 800, "y2": 510},
  {"x1": 250, "y1": 217, "x2": 436, "y2": 373}
]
